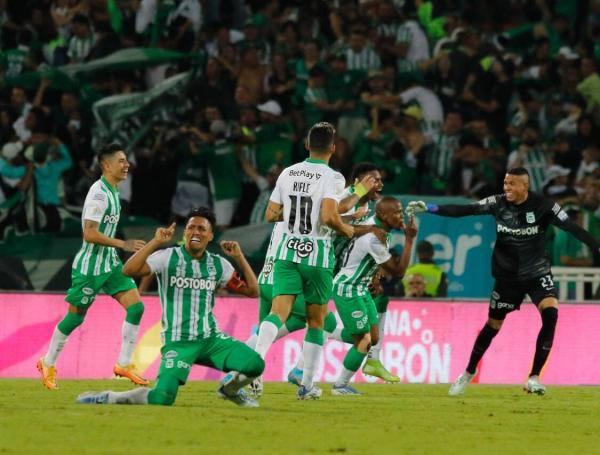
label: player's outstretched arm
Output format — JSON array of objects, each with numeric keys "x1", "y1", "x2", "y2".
[
  {"x1": 550, "y1": 210, "x2": 600, "y2": 254},
  {"x1": 122, "y1": 223, "x2": 176, "y2": 278},
  {"x1": 380, "y1": 217, "x2": 418, "y2": 277},
  {"x1": 83, "y1": 220, "x2": 146, "y2": 252},
  {"x1": 220, "y1": 241, "x2": 259, "y2": 297},
  {"x1": 406, "y1": 200, "x2": 492, "y2": 218},
  {"x1": 322, "y1": 198, "x2": 354, "y2": 238}
]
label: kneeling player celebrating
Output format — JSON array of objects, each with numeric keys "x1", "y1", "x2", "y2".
[
  {"x1": 408, "y1": 168, "x2": 600, "y2": 395},
  {"x1": 332, "y1": 197, "x2": 417, "y2": 395},
  {"x1": 76, "y1": 208, "x2": 265, "y2": 407}
]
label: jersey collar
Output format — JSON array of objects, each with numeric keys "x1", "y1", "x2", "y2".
[
  {"x1": 305, "y1": 158, "x2": 328, "y2": 166},
  {"x1": 181, "y1": 244, "x2": 207, "y2": 261},
  {"x1": 100, "y1": 176, "x2": 119, "y2": 194}
]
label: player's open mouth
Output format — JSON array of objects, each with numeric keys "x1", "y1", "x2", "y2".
[{"x1": 190, "y1": 237, "x2": 202, "y2": 243}]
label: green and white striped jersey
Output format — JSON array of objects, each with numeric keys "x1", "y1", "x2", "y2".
[
  {"x1": 334, "y1": 227, "x2": 391, "y2": 298},
  {"x1": 271, "y1": 158, "x2": 346, "y2": 269},
  {"x1": 72, "y1": 177, "x2": 122, "y2": 276},
  {"x1": 147, "y1": 246, "x2": 235, "y2": 342},
  {"x1": 258, "y1": 222, "x2": 285, "y2": 285}
]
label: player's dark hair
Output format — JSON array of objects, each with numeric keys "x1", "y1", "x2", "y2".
[
  {"x1": 97, "y1": 142, "x2": 123, "y2": 163},
  {"x1": 417, "y1": 240, "x2": 434, "y2": 258},
  {"x1": 351, "y1": 162, "x2": 379, "y2": 181},
  {"x1": 187, "y1": 207, "x2": 216, "y2": 231},
  {"x1": 507, "y1": 167, "x2": 530, "y2": 180},
  {"x1": 307, "y1": 122, "x2": 336, "y2": 152}
]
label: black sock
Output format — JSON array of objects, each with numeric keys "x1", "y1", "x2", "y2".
[
  {"x1": 529, "y1": 307, "x2": 558, "y2": 377},
  {"x1": 466, "y1": 323, "x2": 499, "y2": 374}
]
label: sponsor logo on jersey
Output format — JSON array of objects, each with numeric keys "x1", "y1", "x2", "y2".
[
  {"x1": 288, "y1": 169, "x2": 321, "y2": 180},
  {"x1": 286, "y1": 238, "x2": 314, "y2": 258},
  {"x1": 262, "y1": 258, "x2": 274, "y2": 275},
  {"x1": 81, "y1": 296, "x2": 90, "y2": 304},
  {"x1": 82, "y1": 287, "x2": 94, "y2": 295},
  {"x1": 526, "y1": 212, "x2": 535, "y2": 223},
  {"x1": 164, "y1": 350, "x2": 178, "y2": 359},
  {"x1": 103, "y1": 214, "x2": 120, "y2": 224},
  {"x1": 497, "y1": 224, "x2": 539, "y2": 236},
  {"x1": 351, "y1": 310, "x2": 364, "y2": 318},
  {"x1": 491, "y1": 291, "x2": 500, "y2": 300},
  {"x1": 169, "y1": 276, "x2": 217, "y2": 291}
]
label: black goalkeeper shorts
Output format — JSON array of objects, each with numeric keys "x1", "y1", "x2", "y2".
[{"x1": 488, "y1": 274, "x2": 558, "y2": 320}]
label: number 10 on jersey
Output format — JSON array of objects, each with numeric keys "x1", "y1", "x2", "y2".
[{"x1": 289, "y1": 195, "x2": 313, "y2": 234}]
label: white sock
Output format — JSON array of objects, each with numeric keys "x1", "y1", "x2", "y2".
[
  {"x1": 107, "y1": 387, "x2": 150, "y2": 404},
  {"x1": 300, "y1": 341, "x2": 323, "y2": 389},
  {"x1": 117, "y1": 321, "x2": 140, "y2": 366},
  {"x1": 327, "y1": 327, "x2": 344, "y2": 342},
  {"x1": 276, "y1": 324, "x2": 290, "y2": 340},
  {"x1": 254, "y1": 320, "x2": 279, "y2": 359},
  {"x1": 44, "y1": 327, "x2": 69, "y2": 366},
  {"x1": 335, "y1": 367, "x2": 355, "y2": 387},
  {"x1": 295, "y1": 349, "x2": 305, "y2": 370},
  {"x1": 245, "y1": 333, "x2": 258, "y2": 350},
  {"x1": 368, "y1": 313, "x2": 386, "y2": 361}
]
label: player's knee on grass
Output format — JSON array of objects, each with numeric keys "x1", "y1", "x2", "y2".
[
  {"x1": 125, "y1": 301, "x2": 144, "y2": 325},
  {"x1": 57, "y1": 311, "x2": 85, "y2": 335},
  {"x1": 148, "y1": 375, "x2": 180, "y2": 406}
]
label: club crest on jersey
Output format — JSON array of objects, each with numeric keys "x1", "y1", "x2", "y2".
[
  {"x1": 286, "y1": 238, "x2": 314, "y2": 258},
  {"x1": 526, "y1": 212, "x2": 535, "y2": 223}
]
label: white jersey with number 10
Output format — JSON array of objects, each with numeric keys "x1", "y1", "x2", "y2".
[{"x1": 269, "y1": 158, "x2": 345, "y2": 269}]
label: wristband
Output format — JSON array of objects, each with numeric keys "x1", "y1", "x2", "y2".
[{"x1": 353, "y1": 182, "x2": 368, "y2": 198}]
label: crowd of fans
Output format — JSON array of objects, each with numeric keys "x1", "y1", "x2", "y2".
[{"x1": 0, "y1": 0, "x2": 598, "y2": 269}]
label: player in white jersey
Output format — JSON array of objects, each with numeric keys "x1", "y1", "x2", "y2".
[
  {"x1": 254, "y1": 122, "x2": 386, "y2": 400},
  {"x1": 76, "y1": 208, "x2": 265, "y2": 408},
  {"x1": 37, "y1": 143, "x2": 148, "y2": 390},
  {"x1": 332, "y1": 196, "x2": 417, "y2": 394}
]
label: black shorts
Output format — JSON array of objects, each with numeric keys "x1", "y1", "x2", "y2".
[{"x1": 488, "y1": 273, "x2": 558, "y2": 320}]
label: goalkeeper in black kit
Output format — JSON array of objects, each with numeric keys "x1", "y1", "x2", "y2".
[{"x1": 407, "y1": 168, "x2": 600, "y2": 396}]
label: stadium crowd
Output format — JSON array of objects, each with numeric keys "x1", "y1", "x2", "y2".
[{"x1": 0, "y1": 0, "x2": 598, "y2": 269}]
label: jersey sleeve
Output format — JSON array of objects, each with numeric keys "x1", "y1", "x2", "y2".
[
  {"x1": 146, "y1": 248, "x2": 171, "y2": 274},
  {"x1": 269, "y1": 173, "x2": 284, "y2": 204},
  {"x1": 218, "y1": 257, "x2": 236, "y2": 286},
  {"x1": 323, "y1": 171, "x2": 346, "y2": 202},
  {"x1": 434, "y1": 195, "x2": 499, "y2": 217},
  {"x1": 548, "y1": 203, "x2": 600, "y2": 252},
  {"x1": 366, "y1": 234, "x2": 392, "y2": 264},
  {"x1": 83, "y1": 190, "x2": 108, "y2": 222}
]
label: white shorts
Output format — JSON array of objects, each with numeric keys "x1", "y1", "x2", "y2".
[
  {"x1": 214, "y1": 199, "x2": 238, "y2": 226},
  {"x1": 171, "y1": 181, "x2": 210, "y2": 218}
]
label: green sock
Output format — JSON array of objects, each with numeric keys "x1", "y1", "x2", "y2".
[
  {"x1": 324, "y1": 311, "x2": 337, "y2": 333},
  {"x1": 343, "y1": 347, "x2": 367, "y2": 372},
  {"x1": 57, "y1": 312, "x2": 85, "y2": 336},
  {"x1": 305, "y1": 327, "x2": 324, "y2": 346},
  {"x1": 125, "y1": 302, "x2": 144, "y2": 325},
  {"x1": 264, "y1": 313, "x2": 283, "y2": 329},
  {"x1": 285, "y1": 315, "x2": 306, "y2": 333}
]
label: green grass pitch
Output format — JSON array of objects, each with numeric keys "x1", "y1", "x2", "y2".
[{"x1": 1, "y1": 379, "x2": 598, "y2": 454}]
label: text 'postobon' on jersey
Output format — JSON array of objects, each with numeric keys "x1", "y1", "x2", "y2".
[
  {"x1": 270, "y1": 158, "x2": 345, "y2": 269},
  {"x1": 147, "y1": 246, "x2": 235, "y2": 342},
  {"x1": 334, "y1": 229, "x2": 391, "y2": 298},
  {"x1": 72, "y1": 177, "x2": 122, "y2": 276},
  {"x1": 258, "y1": 222, "x2": 285, "y2": 285}
]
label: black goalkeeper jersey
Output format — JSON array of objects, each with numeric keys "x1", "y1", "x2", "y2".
[{"x1": 432, "y1": 192, "x2": 599, "y2": 280}]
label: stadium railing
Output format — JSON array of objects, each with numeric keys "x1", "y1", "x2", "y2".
[{"x1": 552, "y1": 267, "x2": 600, "y2": 301}]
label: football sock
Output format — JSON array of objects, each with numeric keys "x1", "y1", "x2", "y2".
[
  {"x1": 285, "y1": 315, "x2": 306, "y2": 333},
  {"x1": 367, "y1": 312, "x2": 387, "y2": 361},
  {"x1": 148, "y1": 375, "x2": 180, "y2": 406},
  {"x1": 323, "y1": 311, "x2": 337, "y2": 333},
  {"x1": 335, "y1": 347, "x2": 367, "y2": 387},
  {"x1": 44, "y1": 312, "x2": 85, "y2": 365},
  {"x1": 466, "y1": 323, "x2": 499, "y2": 374},
  {"x1": 108, "y1": 387, "x2": 150, "y2": 405},
  {"x1": 301, "y1": 327, "x2": 324, "y2": 389},
  {"x1": 125, "y1": 302, "x2": 144, "y2": 324},
  {"x1": 327, "y1": 327, "x2": 354, "y2": 344},
  {"x1": 117, "y1": 321, "x2": 141, "y2": 366},
  {"x1": 254, "y1": 314, "x2": 282, "y2": 358},
  {"x1": 530, "y1": 307, "x2": 558, "y2": 377},
  {"x1": 245, "y1": 333, "x2": 258, "y2": 350}
]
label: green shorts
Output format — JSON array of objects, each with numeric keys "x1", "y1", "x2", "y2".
[
  {"x1": 333, "y1": 293, "x2": 379, "y2": 335},
  {"x1": 259, "y1": 283, "x2": 306, "y2": 322},
  {"x1": 272, "y1": 260, "x2": 333, "y2": 305},
  {"x1": 158, "y1": 333, "x2": 259, "y2": 385},
  {"x1": 373, "y1": 293, "x2": 390, "y2": 313},
  {"x1": 65, "y1": 264, "x2": 137, "y2": 308}
]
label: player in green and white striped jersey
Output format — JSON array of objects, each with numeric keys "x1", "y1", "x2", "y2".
[
  {"x1": 76, "y1": 208, "x2": 265, "y2": 408},
  {"x1": 38, "y1": 143, "x2": 149, "y2": 391},
  {"x1": 331, "y1": 196, "x2": 417, "y2": 395}
]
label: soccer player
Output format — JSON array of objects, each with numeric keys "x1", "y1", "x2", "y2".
[
  {"x1": 407, "y1": 167, "x2": 600, "y2": 396},
  {"x1": 332, "y1": 197, "x2": 417, "y2": 394},
  {"x1": 255, "y1": 122, "x2": 376, "y2": 400},
  {"x1": 37, "y1": 143, "x2": 148, "y2": 390},
  {"x1": 76, "y1": 208, "x2": 265, "y2": 407}
]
